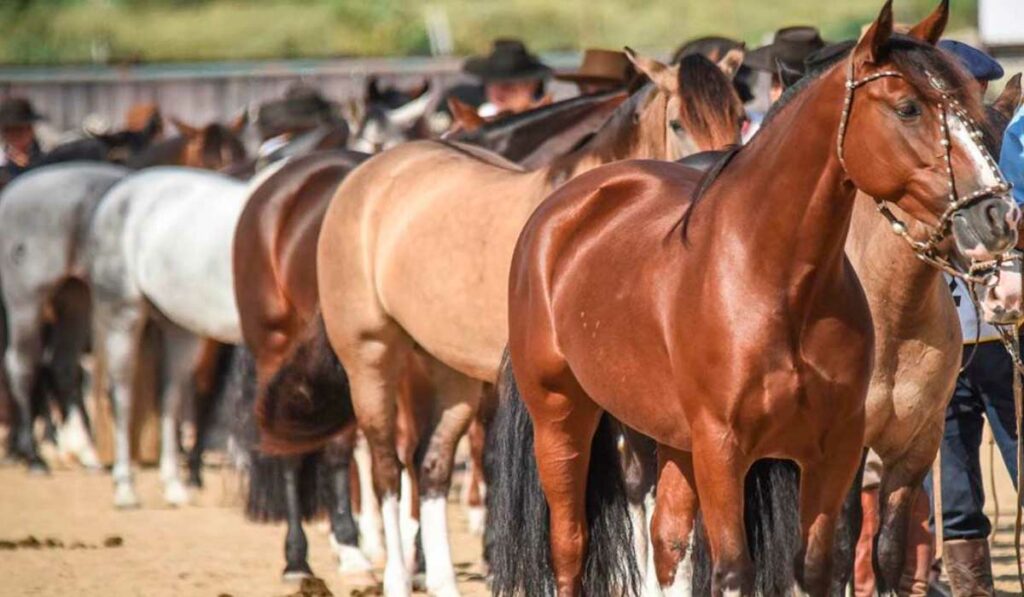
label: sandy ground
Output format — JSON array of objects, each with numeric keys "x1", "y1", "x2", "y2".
[
  {"x1": 0, "y1": 462, "x2": 488, "y2": 597},
  {"x1": 0, "y1": 431, "x2": 1021, "y2": 597}
]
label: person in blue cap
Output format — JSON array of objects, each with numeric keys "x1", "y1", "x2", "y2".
[{"x1": 922, "y1": 39, "x2": 1021, "y2": 597}]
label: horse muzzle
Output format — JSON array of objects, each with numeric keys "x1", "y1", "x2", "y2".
[
  {"x1": 952, "y1": 195, "x2": 1020, "y2": 261},
  {"x1": 978, "y1": 252, "x2": 1024, "y2": 326}
]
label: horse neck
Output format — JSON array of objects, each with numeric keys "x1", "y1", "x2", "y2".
[
  {"x1": 545, "y1": 86, "x2": 669, "y2": 182},
  {"x1": 708, "y1": 67, "x2": 857, "y2": 287},
  {"x1": 848, "y1": 195, "x2": 947, "y2": 321}
]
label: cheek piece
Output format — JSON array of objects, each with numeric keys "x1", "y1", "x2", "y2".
[{"x1": 836, "y1": 55, "x2": 1014, "y2": 286}]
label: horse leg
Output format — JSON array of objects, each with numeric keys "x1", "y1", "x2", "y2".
[
  {"x1": 691, "y1": 434, "x2": 753, "y2": 596},
  {"x1": 99, "y1": 306, "x2": 145, "y2": 508},
  {"x1": 796, "y1": 426, "x2": 864, "y2": 597},
  {"x1": 3, "y1": 307, "x2": 46, "y2": 473},
  {"x1": 621, "y1": 426, "x2": 659, "y2": 595},
  {"x1": 353, "y1": 432, "x2": 385, "y2": 564},
  {"x1": 650, "y1": 445, "x2": 699, "y2": 596},
  {"x1": 49, "y1": 283, "x2": 100, "y2": 470},
  {"x1": 873, "y1": 430, "x2": 939, "y2": 595},
  {"x1": 281, "y1": 454, "x2": 313, "y2": 581},
  {"x1": 526, "y1": 383, "x2": 603, "y2": 597},
  {"x1": 345, "y1": 342, "x2": 409, "y2": 596},
  {"x1": 187, "y1": 338, "x2": 225, "y2": 488},
  {"x1": 325, "y1": 424, "x2": 375, "y2": 580},
  {"x1": 464, "y1": 416, "x2": 487, "y2": 536},
  {"x1": 155, "y1": 322, "x2": 199, "y2": 506},
  {"x1": 415, "y1": 360, "x2": 481, "y2": 597}
]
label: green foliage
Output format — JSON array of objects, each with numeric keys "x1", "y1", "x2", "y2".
[{"x1": 0, "y1": 0, "x2": 981, "y2": 65}]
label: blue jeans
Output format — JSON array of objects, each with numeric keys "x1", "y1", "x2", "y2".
[{"x1": 924, "y1": 338, "x2": 1021, "y2": 541}]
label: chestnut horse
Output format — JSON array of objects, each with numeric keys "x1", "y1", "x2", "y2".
[
  {"x1": 311, "y1": 51, "x2": 745, "y2": 596},
  {"x1": 492, "y1": 3, "x2": 1019, "y2": 596}
]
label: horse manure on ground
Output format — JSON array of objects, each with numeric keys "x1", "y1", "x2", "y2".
[
  {"x1": 0, "y1": 535, "x2": 123, "y2": 550},
  {"x1": 283, "y1": 577, "x2": 334, "y2": 597}
]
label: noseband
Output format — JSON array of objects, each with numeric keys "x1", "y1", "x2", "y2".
[{"x1": 836, "y1": 56, "x2": 1013, "y2": 285}]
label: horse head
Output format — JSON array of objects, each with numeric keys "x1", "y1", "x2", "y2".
[
  {"x1": 349, "y1": 77, "x2": 438, "y2": 153},
  {"x1": 838, "y1": 0, "x2": 1019, "y2": 269},
  {"x1": 84, "y1": 109, "x2": 163, "y2": 164},
  {"x1": 623, "y1": 47, "x2": 746, "y2": 159},
  {"x1": 170, "y1": 112, "x2": 248, "y2": 171}
]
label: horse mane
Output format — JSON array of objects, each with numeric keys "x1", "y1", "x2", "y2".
[
  {"x1": 681, "y1": 34, "x2": 989, "y2": 241},
  {"x1": 675, "y1": 54, "x2": 746, "y2": 151},
  {"x1": 452, "y1": 89, "x2": 624, "y2": 144}
]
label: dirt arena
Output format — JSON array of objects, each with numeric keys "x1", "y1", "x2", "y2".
[{"x1": 0, "y1": 433, "x2": 1020, "y2": 597}]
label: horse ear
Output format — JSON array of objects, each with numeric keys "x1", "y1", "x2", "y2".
[
  {"x1": 854, "y1": 0, "x2": 894, "y2": 65},
  {"x1": 776, "y1": 58, "x2": 803, "y2": 90},
  {"x1": 717, "y1": 47, "x2": 745, "y2": 80},
  {"x1": 142, "y1": 111, "x2": 163, "y2": 139},
  {"x1": 170, "y1": 117, "x2": 200, "y2": 138},
  {"x1": 447, "y1": 97, "x2": 484, "y2": 131},
  {"x1": 624, "y1": 47, "x2": 679, "y2": 94},
  {"x1": 992, "y1": 73, "x2": 1023, "y2": 121},
  {"x1": 229, "y1": 110, "x2": 248, "y2": 135},
  {"x1": 907, "y1": 0, "x2": 949, "y2": 45},
  {"x1": 366, "y1": 77, "x2": 382, "y2": 103}
]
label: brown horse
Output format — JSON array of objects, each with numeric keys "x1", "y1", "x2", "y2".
[
  {"x1": 311, "y1": 50, "x2": 745, "y2": 596},
  {"x1": 491, "y1": 3, "x2": 1020, "y2": 596}
]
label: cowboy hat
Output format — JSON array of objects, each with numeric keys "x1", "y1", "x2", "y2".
[
  {"x1": 745, "y1": 26, "x2": 827, "y2": 75},
  {"x1": 555, "y1": 49, "x2": 634, "y2": 87},
  {"x1": 463, "y1": 39, "x2": 551, "y2": 83},
  {"x1": 0, "y1": 97, "x2": 45, "y2": 127}
]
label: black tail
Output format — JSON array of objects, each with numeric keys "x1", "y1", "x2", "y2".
[
  {"x1": 229, "y1": 345, "x2": 333, "y2": 522},
  {"x1": 256, "y1": 314, "x2": 354, "y2": 455},
  {"x1": 487, "y1": 350, "x2": 640, "y2": 597},
  {"x1": 692, "y1": 459, "x2": 801, "y2": 595}
]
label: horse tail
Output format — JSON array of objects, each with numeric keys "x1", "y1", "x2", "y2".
[
  {"x1": 255, "y1": 313, "x2": 354, "y2": 455},
  {"x1": 229, "y1": 344, "x2": 331, "y2": 522},
  {"x1": 487, "y1": 349, "x2": 640, "y2": 597},
  {"x1": 692, "y1": 459, "x2": 801, "y2": 594}
]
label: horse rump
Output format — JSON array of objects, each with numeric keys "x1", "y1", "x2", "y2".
[
  {"x1": 255, "y1": 313, "x2": 354, "y2": 456},
  {"x1": 487, "y1": 349, "x2": 640, "y2": 597},
  {"x1": 692, "y1": 459, "x2": 801, "y2": 594}
]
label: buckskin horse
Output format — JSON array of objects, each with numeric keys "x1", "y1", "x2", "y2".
[
  {"x1": 308, "y1": 50, "x2": 745, "y2": 596},
  {"x1": 235, "y1": 89, "x2": 635, "y2": 584},
  {"x1": 490, "y1": 2, "x2": 1019, "y2": 596}
]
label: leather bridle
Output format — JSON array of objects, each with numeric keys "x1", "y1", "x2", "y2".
[{"x1": 835, "y1": 55, "x2": 1014, "y2": 286}]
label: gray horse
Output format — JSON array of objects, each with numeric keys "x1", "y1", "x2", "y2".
[{"x1": 0, "y1": 162, "x2": 129, "y2": 472}]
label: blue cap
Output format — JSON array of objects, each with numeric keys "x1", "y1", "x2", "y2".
[{"x1": 938, "y1": 40, "x2": 1004, "y2": 82}]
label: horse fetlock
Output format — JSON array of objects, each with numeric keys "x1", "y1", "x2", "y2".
[
  {"x1": 465, "y1": 505, "x2": 486, "y2": 536},
  {"x1": 163, "y1": 479, "x2": 190, "y2": 507}
]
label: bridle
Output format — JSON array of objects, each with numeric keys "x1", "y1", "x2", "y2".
[{"x1": 835, "y1": 55, "x2": 1014, "y2": 285}]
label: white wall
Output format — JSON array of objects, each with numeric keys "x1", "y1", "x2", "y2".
[{"x1": 980, "y1": 0, "x2": 1024, "y2": 47}]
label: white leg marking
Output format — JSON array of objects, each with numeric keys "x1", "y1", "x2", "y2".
[
  {"x1": 399, "y1": 468, "x2": 420, "y2": 572},
  {"x1": 58, "y1": 404, "x2": 101, "y2": 470},
  {"x1": 354, "y1": 438, "x2": 385, "y2": 564},
  {"x1": 466, "y1": 506, "x2": 486, "y2": 537},
  {"x1": 160, "y1": 409, "x2": 188, "y2": 506},
  {"x1": 381, "y1": 494, "x2": 412, "y2": 597},
  {"x1": 421, "y1": 496, "x2": 460, "y2": 597}
]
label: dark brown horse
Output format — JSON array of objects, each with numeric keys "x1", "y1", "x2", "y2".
[{"x1": 491, "y1": 3, "x2": 1019, "y2": 596}]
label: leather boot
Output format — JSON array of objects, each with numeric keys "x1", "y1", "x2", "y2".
[
  {"x1": 943, "y1": 538, "x2": 994, "y2": 597},
  {"x1": 855, "y1": 488, "x2": 880, "y2": 597},
  {"x1": 899, "y1": 490, "x2": 934, "y2": 596}
]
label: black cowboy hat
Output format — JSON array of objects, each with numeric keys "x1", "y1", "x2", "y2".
[
  {"x1": 463, "y1": 39, "x2": 551, "y2": 83},
  {"x1": 0, "y1": 97, "x2": 45, "y2": 127},
  {"x1": 745, "y1": 26, "x2": 827, "y2": 76},
  {"x1": 257, "y1": 83, "x2": 339, "y2": 138}
]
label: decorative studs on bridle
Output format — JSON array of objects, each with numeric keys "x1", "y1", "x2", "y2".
[{"x1": 835, "y1": 55, "x2": 1015, "y2": 286}]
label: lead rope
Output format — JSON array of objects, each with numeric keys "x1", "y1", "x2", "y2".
[{"x1": 996, "y1": 325, "x2": 1024, "y2": 595}]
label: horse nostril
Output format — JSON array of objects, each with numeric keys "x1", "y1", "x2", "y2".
[{"x1": 984, "y1": 203, "x2": 1010, "y2": 233}]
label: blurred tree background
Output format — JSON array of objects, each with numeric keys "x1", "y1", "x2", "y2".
[{"x1": 0, "y1": 0, "x2": 980, "y2": 65}]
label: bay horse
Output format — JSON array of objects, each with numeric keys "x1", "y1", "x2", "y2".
[
  {"x1": 311, "y1": 50, "x2": 745, "y2": 596},
  {"x1": 491, "y1": 2, "x2": 1020, "y2": 595},
  {"x1": 0, "y1": 115, "x2": 249, "y2": 477}
]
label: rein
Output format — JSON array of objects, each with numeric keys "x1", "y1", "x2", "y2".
[{"x1": 836, "y1": 56, "x2": 1012, "y2": 286}]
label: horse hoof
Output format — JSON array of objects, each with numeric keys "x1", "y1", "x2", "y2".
[
  {"x1": 27, "y1": 458, "x2": 50, "y2": 476},
  {"x1": 163, "y1": 482, "x2": 190, "y2": 507},
  {"x1": 282, "y1": 564, "x2": 314, "y2": 583},
  {"x1": 383, "y1": 565, "x2": 412, "y2": 597},
  {"x1": 114, "y1": 487, "x2": 141, "y2": 509},
  {"x1": 333, "y1": 541, "x2": 374, "y2": 574}
]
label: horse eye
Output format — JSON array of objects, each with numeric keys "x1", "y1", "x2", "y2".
[
  {"x1": 670, "y1": 120, "x2": 683, "y2": 133},
  {"x1": 895, "y1": 101, "x2": 921, "y2": 120}
]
